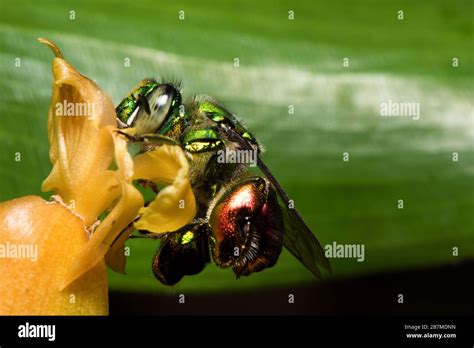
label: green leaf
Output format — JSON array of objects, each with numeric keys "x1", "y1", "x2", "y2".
[{"x1": 0, "y1": 0, "x2": 472, "y2": 293}]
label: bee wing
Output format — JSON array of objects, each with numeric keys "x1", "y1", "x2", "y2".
[
  {"x1": 280, "y1": 206, "x2": 329, "y2": 278},
  {"x1": 257, "y1": 158, "x2": 332, "y2": 278}
]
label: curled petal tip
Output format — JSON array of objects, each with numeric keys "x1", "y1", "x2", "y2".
[{"x1": 38, "y1": 38, "x2": 64, "y2": 58}]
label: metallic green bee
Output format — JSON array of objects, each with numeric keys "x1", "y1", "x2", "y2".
[{"x1": 115, "y1": 78, "x2": 330, "y2": 285}]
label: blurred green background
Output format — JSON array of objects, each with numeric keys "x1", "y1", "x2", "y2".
[{"x1": 0, "y1": 0, "x2": 472, "y2": 294}]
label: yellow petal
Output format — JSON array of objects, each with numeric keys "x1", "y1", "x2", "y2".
[
  {"x1": 61, "y1": 129, "x2": 144, "y2": 287},
  {"x1": 38, "y1": 39, "x2": 142, "y2": 284},
  {"x1": 39, "y1": 38, "x2": 117, "y2": 226},
  {"x1": 0, "y1": 196, "x2": 108, "y2": 315},
  {"x1": 104, "y1": 223, "x2": 131, "y2": 275},
  {"x1": 133, "y1": 145, "x2": 196, "y2": 233}
]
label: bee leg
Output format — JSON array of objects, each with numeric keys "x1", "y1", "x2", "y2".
[
  {"x1": 208, "y1": 177, "x2": 284, "y2": 277},
  {"x1": 122, "y1": 199, "x2": 161, "y2": 240},
  {"x1": 139, "y1": 133, "x2": 180, "y2": 147},
  {"x1": 109, "y1": 220, "x2": 137, "y2": 246},
  {"x1": 152, "y1": 223, "x2": 210, "y2": 286},
  {"x1": 128, "y1": 231, "x2": 161, "y2": 240},
  {"x1": 117, "y1": 216, "x2": 161, "y2": 241},
  {"x1": 116, "y1": 130, "x2": 179, "y2": 147}
]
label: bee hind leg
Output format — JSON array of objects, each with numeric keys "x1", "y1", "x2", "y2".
[{"x1": 152, "y1": 223, "x2": 211, "y2": 286}]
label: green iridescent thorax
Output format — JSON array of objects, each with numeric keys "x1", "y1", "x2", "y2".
[
  {"x1": 197, "y1": 100, "x2": 260, "y2": 150},
  {"x1": 116, "y1": 80, "x2": 159, "y2": 124},
  {"x1": 182, "y1": 127, "x2": 223, "y2": 153}
]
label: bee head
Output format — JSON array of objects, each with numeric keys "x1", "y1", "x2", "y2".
[{"x1": 126, "y1": 83, "x2": 182, "y2": 135}]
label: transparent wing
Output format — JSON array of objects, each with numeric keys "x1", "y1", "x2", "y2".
[{"x1": 258, "y1": 158, "x2": 331, "y2": 278}]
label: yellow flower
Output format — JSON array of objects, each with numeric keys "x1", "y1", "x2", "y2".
[
  {"x1": 0, "y1": 196, "x2": 108, "y2": 315},
  {"x1": 0, "y1": 39, "x2": 196, "y2": 315}
]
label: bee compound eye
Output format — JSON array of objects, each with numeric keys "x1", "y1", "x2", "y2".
[
  {"x1": 132, "y1": 84, "x2": 181, "y2": 134},
  {"x1": 154, "y1": 93, "x2": 170, "y2": 112}
]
